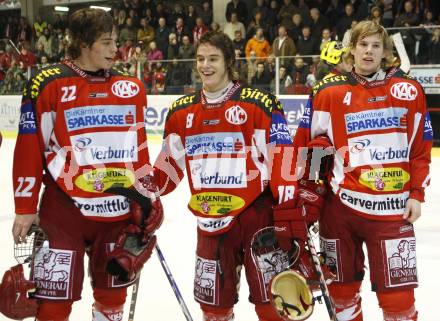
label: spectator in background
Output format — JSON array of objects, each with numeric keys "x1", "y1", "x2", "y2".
[
  {"x1": 170, "y1": 3, "x2": 185, "y2": 26},
  {"x1": 118, "y1": 38, "x2": 135, "y2": 62},
  {"x1": 116, "y1": 10, "x2": 127, "y2": 30},
  {"x1": 246, "y1": 11, "x2": 267, "y2": 41},
  {"x1": 277, "y1": 65, "x2": 293, "y2": 94},
  {"x1": 289, "y1": 13, "x2": 304, "y2": 44},
  {"x1": 128, "y1": 8, "x2": 140, "y2": 28},
  {"x1": 370, "y1": 6, "x2": 383, "y2": 25},
  {"x1": 310, "y1": 7, "x2": 329, "y2": 40},
  {"x1": 337, "y1": 3, "x2": 355, "y2": 40},
  {"x1": 428, "y1": 28, "x2": 440, "y2": 64},
  {"x1": 144, "y1": 7, "x2": 157, "y2": 29},
  {"x1": 118, "y1": 0, "x2": 132, "y2": 12},
  {"x1": 178, "y1": 35, "x2": 195, "y2": 70},
  {"x1": 53, "y1": 41, "x2": 68, "y2": 63},
  {"x1": 224, "y1": 12, "x2": 246, "y2": 41},
  {"x1": 342, "y1": 19, "x2": 358, "y2": 47},
  {"x1": 245, "y1": 27, "x2": 271, "y2": 60},
  {"x1": 296, "y1": 26, "x2": 318, "y2": 63},
  {"x1": 265, "y1": 0, "x2": 280, "y2": 30},
  {"x1": 246, "y1": 50, "x2": 258, "y2": 84},
  {"x1": 171, "y1": 17, "x2": 191, "y2": 45},
  {"x1": 186, "y1": 5, "x2": 197, "y2": 33},
  {"x1": 34, "y1": 42, "x2": 46, "y2": 62},
  {"x1": 226, "y1": 0, "x2": 248, "y2": 24},
  {"x1": 147, "y1": 41, "x2": 164, "y2": 68},
  {"x1": 211, "y1": 22, "x2": 221, "y2": 33},
  {"x1": 295, "y1": 0, "x2": 310, "y2": 24},
  {"x1": 326, "y1": 0, "x2": 344, "y2": 27},
  {"x1": 165, "y1": 59, "x2": 192, "y2": 94},
  {"x1": 0, "y1": 41, "x2": 12, "y2": 81},
  {"x1": 272, "y1": 25, "x2": 296, "y2": 70},
  {"x1": 155, "y1": 3, "x2": 169, "y2": 23},
  {"x1": 351, "y1": 0, "x2": 369, "y2": 21},
  {"x1": 199, "y1": 1, "x2": 213, "y2": 28},
  {"x1": 252, "y1": 0, "x2": 268, "y2": 23},
  {"x1": 232, "y1": 30, "x2": 246, "y2": 57},
  {"x1": 278, "y1": 0, "x2": 298, "y2": 30},
  {"x1": 137, "y1": 18, "x2": 155, "y2": 48},
  {"x1": 394, "y1": 0, "x2": 419, "y2": 63},
  {"x1": 3, "y1": 16, "x2": 18, "y2": 41},
  {"x1": 234, "y1": 49, "x2": 248, "y2": 84},
  {"x1": 417, "y1": 10, "x2": 436, "y2": 64},
  {"x1": 53, "y1": 14, "x2": 67, "y2": 33},
  {"x1": 33, "y1": 15, "x2": 47, "y2": 39},
  {"x1": 167, "y1": 33, "x2": 179, "y2": 61},
  {"x1": 17, "y1": 17, "x2": 32, "y2": 44},
  {"x1": 17, "y1": 41, "x2": 36, "y2": 69},
  {"x1": 290, "y1": 57, "x2": 310, "y2": 94},
  {"x1": 193, "y1": 17, "x2": 209, "y2": 46},
  {"x1": 251, "y1": 61, "x2": 272, "y2": 91},
  {"x1": 119, "y1": 17, "x2": 137, "y2": 45},
  {"x1": 38, "y1": 55, "x2": 50, "y2": 69},
  {"x1": 319, "y1": 28, "x2": 333, "y2": 51},
  {"x1": 155, "y1": 17, "x2": 170, "y2": 59},
  {"x1": 381, "y1": 0, "x2": 395, "y2": 27}
]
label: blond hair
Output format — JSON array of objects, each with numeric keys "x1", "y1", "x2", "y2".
[{"x1": 344, "y1": 20, "x2": 395, "y2": 69}]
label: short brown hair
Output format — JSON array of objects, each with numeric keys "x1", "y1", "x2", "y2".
[
  {"x1": 196, "y1": 31, "x2": 236, "y2": 80},
  {"x1": 67, "y1": 8, "x2": 114, "y2": 59},
  {"x1": 344, "y1": 20, "x2": 395, "y2": 69}
]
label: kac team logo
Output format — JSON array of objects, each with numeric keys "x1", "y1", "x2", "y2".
[
  {"x1": 225, "y1": 105, "x2": 247, "y2": 125},
  {"x1": 390, "y1": 82, "x2": 418, "y2": 101},
  {"x1": 111, "y1": 80, "x2": 139, "y2": 98}
]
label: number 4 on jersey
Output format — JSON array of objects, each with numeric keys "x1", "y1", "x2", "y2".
[{"x1": 343, "y1": 92, "x2": 352, "y2": 106}]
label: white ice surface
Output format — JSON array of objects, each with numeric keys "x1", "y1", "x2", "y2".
[{"x1": 0, "y1": 137, "x2": 438, "y2": 321}]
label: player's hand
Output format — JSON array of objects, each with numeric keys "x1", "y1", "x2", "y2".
[
  {"x1": 403, "y1": 199, "x2": 421, "y2": 223},
  {"x1": 12, "y1": 214, "x2": 37, "y2": 244}
]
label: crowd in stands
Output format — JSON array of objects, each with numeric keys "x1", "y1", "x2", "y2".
[{"x1": 1, "y1": 0, "x2": 440, "y2": 95}]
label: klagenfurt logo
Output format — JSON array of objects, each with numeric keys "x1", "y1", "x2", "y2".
[
  {"x1": 390, "y1": 82, "x2": 417, "y2": 101},
  {"x1": 225, "y1": 105, "x2": 247, "y2": 125},
  {"x1": 111, "y1": 80, "x2": 139, "y2": 98}
]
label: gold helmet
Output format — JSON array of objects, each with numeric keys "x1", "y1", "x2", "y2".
[
  {"x1": 320, "y1": 41, "x2": 347, "y2": 66},
  {"x1": 269, "y1": 270, "x2": 314, "y2": 320}
]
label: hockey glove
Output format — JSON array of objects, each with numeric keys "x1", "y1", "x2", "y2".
[
  {"x1": 297, "y1": 179, "x2": 327, "y2": 224},
  {"x1": 107, "y1": 225, "x2": 157, "y2": 282},
  {"x1": 273, "y1": 199, "x2": 308, "y2": 251},
  {"x1": 305, "y1": 135, "x2": 334, "y2": 182}
]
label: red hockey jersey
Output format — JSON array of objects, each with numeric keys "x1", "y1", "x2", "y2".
[
  {"x1": 13, "y1": 61, "x2": 152, "y2": 221},
  {"x1": 154, "y1": 84, "x2": 297, "y2": 234},
  {"x1": 294, "y1": 68, "x2": 432, "y2": 221}
]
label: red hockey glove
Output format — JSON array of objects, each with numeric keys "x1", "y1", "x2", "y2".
[
  {"x1": 273, "y1": 199, "x2": 309, "y2": 251},
  {"x1": 131, "y1": 175, "x2": 164, "y2": 237},
  {"x1": 305, "y1": 135, "x2": 334, "y2": 181},
  {"x1": 297, "y1": 179, "x2": 328, "y2": 224},
  {"x1": 107, "y1": 225, "x2": 157, "y2": 282}
]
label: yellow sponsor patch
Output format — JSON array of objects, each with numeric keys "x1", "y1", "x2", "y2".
[
  {"x1": 75, "y1": 168, "x2": 135, "y2": 193},
  {"x1": 359, "y1": 167, "x2": 410, "y2": 192},
  {"x1": 189, "y1": 192, "x2": 245, "y2": 215}
]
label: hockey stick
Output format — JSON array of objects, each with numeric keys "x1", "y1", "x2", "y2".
[
  {"x1": 306, "y1": 224, "x2": 337, "y2": 320},
  {"x1": 128, "y1": 276, "x2": 141, "y2": 321},
  {"x1": 155, "y1": 243, "x2": 194, "y2": 321}
]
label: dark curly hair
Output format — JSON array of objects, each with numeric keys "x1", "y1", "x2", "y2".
[
  {"x1": 67, "y1": 8, "x2": 114, "y2": 59},
  {"x1": 196, "y1": 31, "x2": 236, "y2": 80}
]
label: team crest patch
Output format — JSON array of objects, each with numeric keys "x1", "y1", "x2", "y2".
[
  {"x1": 194, "y1": 256, "x2": 218, "y2": 305},
  {"x1": 383, "y1": 237, "x2": 418, "y2": 288},
  {"x1": 320, "y1": 237, "x2": 341, "y2": 282},
  {"x1": 32, "y1": 248, "x2": 76, "y2": 299}
]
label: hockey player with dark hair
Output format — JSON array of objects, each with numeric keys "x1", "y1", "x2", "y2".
[
  {"x1": 7, "y1": 8, "x2": 163, "y2": 321},
  {"x1": 294, "y1": 20, "x2": 432, "y2": 321},
  {"x1": 153, "y1": 30, "x2": 322, "y2": 321}
]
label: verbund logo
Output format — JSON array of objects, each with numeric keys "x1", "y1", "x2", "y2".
[
  {"x1": 111, "y1": 80, "x2": 139, "y2": 98},
  {"x1": 350, "y1": 138, "x2": 371, "y2": 153},
  {"x1": 225, "y1": 105, "x2": 247, "y2": 125},
  {"x1": 390, "y1": 82, "x2": 417, "y2": 101}
]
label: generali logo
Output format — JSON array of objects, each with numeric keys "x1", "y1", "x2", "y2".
[
  {"x1": 390, "y1": 82, "x2": 417, "y2": 101},
  {"x1": 111, "y1": 80, "x2": 139, "y2": 98},
  {"x1": 225, "y1": 105, "x2": 247, "y2": 125}
]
